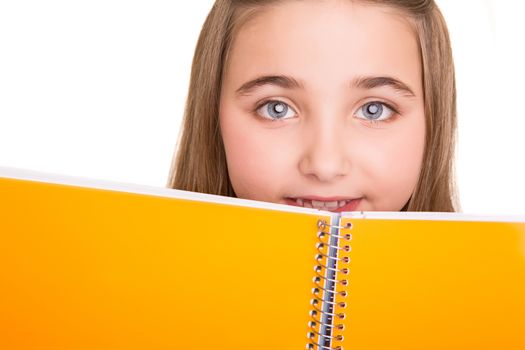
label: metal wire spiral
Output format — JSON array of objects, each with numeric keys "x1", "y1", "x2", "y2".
[{"x1": 306, "y1": 219, "x2": 352, "y2": 350}]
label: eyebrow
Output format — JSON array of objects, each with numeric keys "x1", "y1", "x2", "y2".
[
  {"x1": 352, "y1": 76, "x2": 416, "y2": 97},
  {"x1": 235, "y1": 75, "x2": 304, "y2": 96},
  {"x1": 235, "y1": 74, "x2": 415, "y2": 97}
]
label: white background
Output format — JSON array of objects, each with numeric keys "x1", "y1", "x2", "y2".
[{"x1": 0, "y1": 0, "x2": 523, "y2": 215}]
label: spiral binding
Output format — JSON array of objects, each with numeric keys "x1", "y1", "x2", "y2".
[{"x1": 306, "y1": 219, "x2": 352, "y2": 350}]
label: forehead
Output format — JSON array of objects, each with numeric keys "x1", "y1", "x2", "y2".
[{"x1": 224, "y1": 1, "x2": 421, "y2": 93}]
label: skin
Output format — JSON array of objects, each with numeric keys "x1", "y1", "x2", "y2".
[{"x1": 219, "y1": 0, "x2": 425, "y2": 211}]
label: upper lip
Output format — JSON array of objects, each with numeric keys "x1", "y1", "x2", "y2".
[{"x1": 287, "y1": 196, "x2": 358, "y2": 201}]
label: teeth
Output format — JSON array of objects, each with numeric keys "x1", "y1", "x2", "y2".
[
  {"x1": 324, "y1": 201, "x2": 339, "y2": 210},
  {"x1": 294, "y1": 198, "x2": 350, "y2": 210},
  {"x1": 311, "y1": 200, "x2": 325, "y2": 209}
]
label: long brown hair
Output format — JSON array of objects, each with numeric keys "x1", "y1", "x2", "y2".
[{"x1": 168, "y1": 0, "x2": 459, "y2": 212}]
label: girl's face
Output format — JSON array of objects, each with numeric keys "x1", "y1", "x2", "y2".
[{"x1": 219, "y1": 0, "x2": 425, "y2": 212}]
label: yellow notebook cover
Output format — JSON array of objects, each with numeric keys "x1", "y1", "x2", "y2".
[{"x1": 1, "y1": 167, "x2": 524, "y2": 350}]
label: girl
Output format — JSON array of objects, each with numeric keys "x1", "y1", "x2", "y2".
[{"x1": 168, "y1": 0, "x2": 458, "y2": 212}]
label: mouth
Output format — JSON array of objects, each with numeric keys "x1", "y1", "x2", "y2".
[{"x1": 284, "y1": 197, "x2": 362, "y2": 212}]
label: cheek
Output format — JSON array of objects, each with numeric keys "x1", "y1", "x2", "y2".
[
  {"x1": 361, "y1": 120, "x2": 425, "y2": 210},
  {"x1": 219, "y1": 112, "x2": 291, "y2": 201}
]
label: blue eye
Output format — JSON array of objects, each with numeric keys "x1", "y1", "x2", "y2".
[
  {"x1": 256, "y1": 100, "x2": 297, "y2": 120},
  {"x1": 355, "y1": 102, "x2": 394, "y2": 121}
]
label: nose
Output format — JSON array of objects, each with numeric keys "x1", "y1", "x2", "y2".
[{"x1": 298, "y1": 118, "x2": 351, "y2": 183}]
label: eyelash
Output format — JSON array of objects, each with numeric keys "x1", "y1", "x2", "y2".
[
  {"x1": 253, "y1": 99, "x2": 400, "y2": 124},
  {"x1": 358, "y1": 101, "x2": 400, "y2": 126},
  {"x1": 253, "y1": 99, "x2": 296, "y2": 122}
]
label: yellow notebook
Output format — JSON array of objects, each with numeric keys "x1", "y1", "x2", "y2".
[{"x1": 1, "y1": 167, "x2": 524, "y2": 350}]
